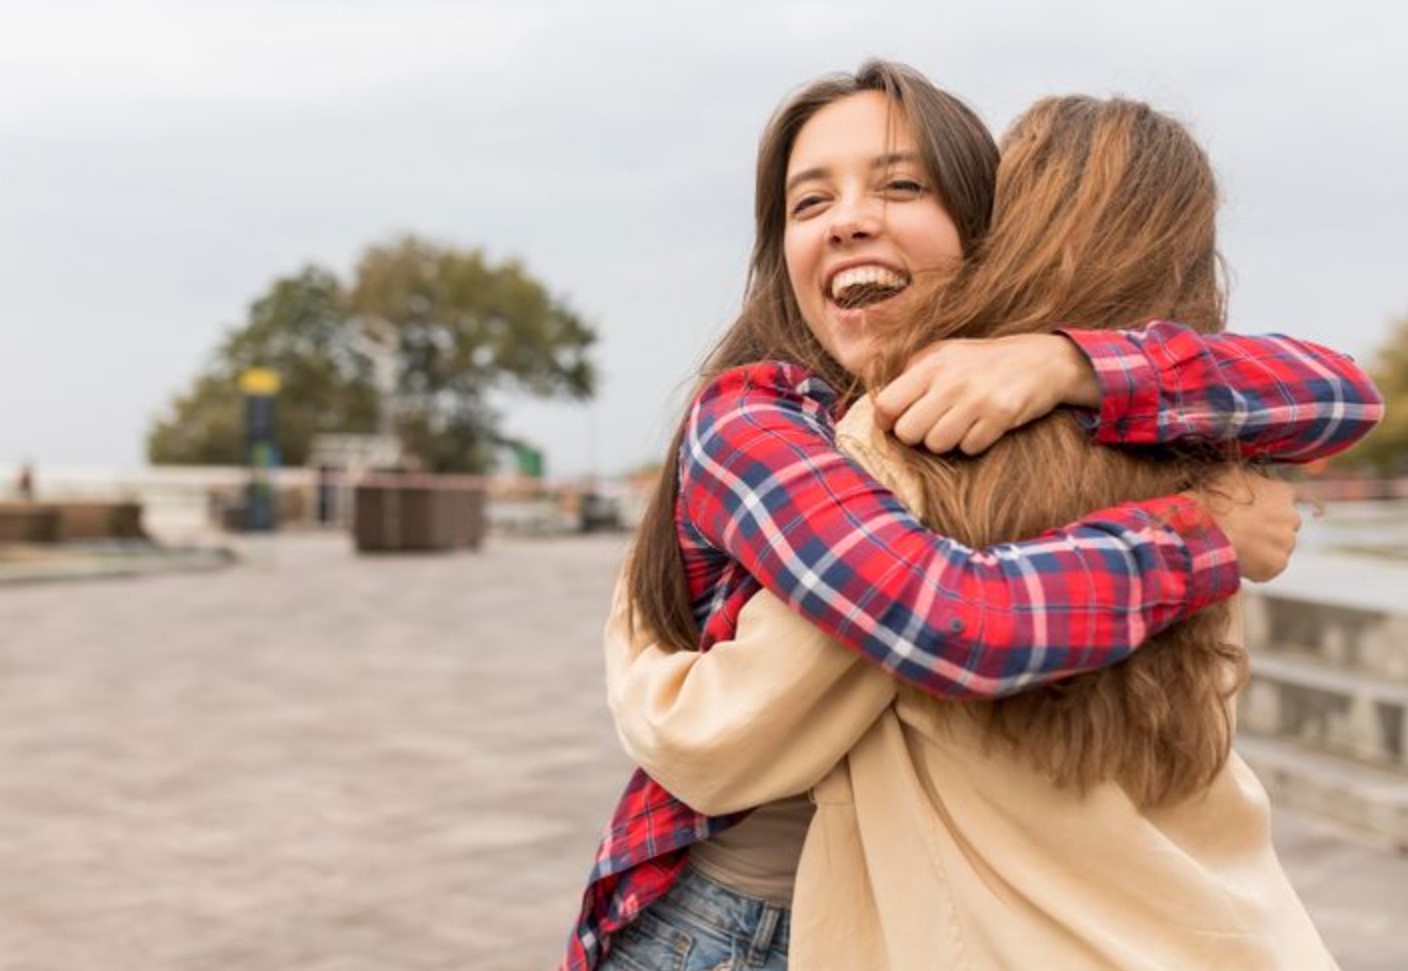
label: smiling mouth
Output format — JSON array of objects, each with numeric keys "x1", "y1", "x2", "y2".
[
  {"x1": 829, "y1": 266, "x2": 911, "y2": 310},
  {"x1": 833, "y1": 281, "x2": 908, "y2": 310}
]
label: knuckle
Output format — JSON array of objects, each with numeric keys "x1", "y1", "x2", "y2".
[{"x1": 893, "y1": 422, "x2": 920, "y2": 445}]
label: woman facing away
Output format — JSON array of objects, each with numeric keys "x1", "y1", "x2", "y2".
[
  {"x1": 605, "y1": 94, "x2": 1378, "y2": 970},
  {"x1": 566, "y1": 61, "x2": 1383, "y2": 971}
]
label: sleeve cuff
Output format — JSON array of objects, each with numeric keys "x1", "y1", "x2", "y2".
[
  {"x1": 1057, "y1": 327, "x2": 1163, "y2": 444},
  {"x1": 1145, "y1": 493, "x2": 1241, "y2": 610}
]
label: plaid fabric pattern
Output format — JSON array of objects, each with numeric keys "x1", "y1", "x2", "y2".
[
  {"x1": 1063, "y1": 323, "x2": 1384, "y2": 461},
  {"x1": 561, "y1": 325, "x2": 1383, "y2": 970}
]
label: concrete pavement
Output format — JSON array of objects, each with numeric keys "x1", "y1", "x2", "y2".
[{"x1": 0, "y1": 532, "x2": 1403, "y2": 969}]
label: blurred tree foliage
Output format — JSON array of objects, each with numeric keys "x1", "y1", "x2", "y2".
[
  {"x1": 1335, "y1": 311, "x2": 1408, "y2": 473},
  {"x1": 350, "y1": 237, "x2": 595, "y2": 472},
  {"x1": 148, "y1": 266, "x2": 374, "y2": 467},
  {"x1": 147, "y1": 238, "x2": 596, "y2": 472}
]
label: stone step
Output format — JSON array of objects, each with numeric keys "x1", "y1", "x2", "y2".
[
  {"x1": 1235, "y1": 733, "x2": 1408, "y2": 849},
  {"x1": 1240, "y1": 653, "x2": 1408, "y2": 770},
  {"x1": 1243, "y1": 589, "x2": 1408, "y2": 684}
]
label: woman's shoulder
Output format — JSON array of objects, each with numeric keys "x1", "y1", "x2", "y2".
[
  {"x1": 693, "y1": 360, "x2": 840, "y2": 417},
  {"x1": 835, "y1": 395, "x2": 880, "y2": 445},
  {"x1": 680, "y1": 360, "x2": 843, "y2": 483},
  {"x1": 836, "y1": 397, "x2": 930, "y2": 515}
]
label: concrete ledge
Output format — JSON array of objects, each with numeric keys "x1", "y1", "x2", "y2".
[
  {"x1": 1242, "y1": 654, "x2": 1408, "y2": 769},
  {"x1": 1245, "y1": 592, "x2": 1408, "y2": 684},
  {"x1": 1237, "y1": 733, "x2": 1408, "y2": 849},
  {"x1": 1255, "y1": 550, "x2": 1408, "y2": 615},
  {"x1": 0, "y1": 543, "x2": 234, "y2": 585}
]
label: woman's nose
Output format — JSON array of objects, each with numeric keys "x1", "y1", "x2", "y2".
[{"x1": 827, "y1": 195, "x2": 882, "y2": 245}]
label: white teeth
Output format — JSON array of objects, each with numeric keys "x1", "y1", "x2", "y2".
[{"x1": 829, "y1": 265, "x2": 907, "y2": 300}]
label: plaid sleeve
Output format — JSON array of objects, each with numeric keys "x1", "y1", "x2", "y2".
[
  {"x1": 679, "y1": 361, "x2": 1240, "y2": 701},
  {"x1": 1061, "y1": 321, "x2": 1385, "y2": 462}
]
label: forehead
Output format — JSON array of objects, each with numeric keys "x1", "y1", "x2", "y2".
[{"x1": 787, "y1": 91, "x2": 918, "y2": 177}]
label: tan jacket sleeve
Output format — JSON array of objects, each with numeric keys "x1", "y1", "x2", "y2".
[
  {"x1": 604, "y1": 398, "x2": 916, "y2": 816},
  {"x1": 605, "y1": 581, "x2": 896, "y2": 815}
]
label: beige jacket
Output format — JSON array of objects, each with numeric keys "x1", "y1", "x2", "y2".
[{"x1": 606, "y1": 398, "x2": 1336, "y2": 971}]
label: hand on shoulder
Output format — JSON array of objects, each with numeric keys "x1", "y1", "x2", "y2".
[{"x1": 872, "y1": 334, "x2": 1100, "y2": 456}]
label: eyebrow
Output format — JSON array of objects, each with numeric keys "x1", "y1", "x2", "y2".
[{"x1": 784, "y1": 152, "x2": 923, "y2": 196}]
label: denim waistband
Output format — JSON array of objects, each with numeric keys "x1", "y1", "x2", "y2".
[{"x1": 658, "y1": 864, "x2": 791, "y2": 955}]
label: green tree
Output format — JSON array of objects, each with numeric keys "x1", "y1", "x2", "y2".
[
  {"x1": 148, "y1": 266, "x2": 378, "y2": 466},
  {"x1": 1349, "y1": 312, "x2": 1408, "y2": 473},
  {"x1": 148, "y1": 240, "x2": 597, "y2": 473},
  {"x1": 349, "y1": 237, "x2": 596, "y2": 472}
]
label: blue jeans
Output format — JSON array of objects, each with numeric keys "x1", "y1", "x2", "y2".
[{"x1": 599, "y1": 865, "x2": 790, "y2": 970}]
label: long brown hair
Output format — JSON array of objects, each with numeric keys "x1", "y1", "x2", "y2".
[
  {"x1": 869, "y1": 96, "x2": 1242, "y2": 808},
  {"x1": 626, "y1": 60, "x2": 1000, "y2": 652}
]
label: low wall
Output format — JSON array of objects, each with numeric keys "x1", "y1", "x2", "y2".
[
  {"x1": 0, "y1": 502, "x2": 146, "y2": 544},
  {"x1": 1239, "y1": 554, "x2": 1408, "y2": 845}
]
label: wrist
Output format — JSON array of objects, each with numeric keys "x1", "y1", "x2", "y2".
[
  {"x1": 1052, "y1": 334, "x2": 1102, "y2": 409},
  {"x1": 1165, "y1": 493, "x2": 1241, "y2": 607}
]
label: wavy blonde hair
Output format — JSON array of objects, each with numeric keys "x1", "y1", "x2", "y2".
[{"x1": 869, "y1": 96, "x2": 1245, "y2": 808}]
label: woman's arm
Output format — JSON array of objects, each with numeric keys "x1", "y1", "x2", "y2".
[
  {"x1": 872, "y1": 323, "x2": 1384, "y2": 461},
  {"x1": 606, "y1": 580, "x2": 893, "y2": 816},
  {"x1": 681, "y1": 362, "x2": 1243, "y2": 702},
  {"x1": 1062, "y1": 322, "x2": 1384, "y2": 461},
  {"x1": 618, "y1": 385, "x2": 1292, "y2": 815},
  {"x1": 614, "y1": 417, "x2": 936, "y2": 814}
]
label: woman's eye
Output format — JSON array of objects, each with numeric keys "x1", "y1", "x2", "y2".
[
  {"x1": 885, "y1": 179, "x2": 926, "y2": 196},
  {"x1": 790, "y1": 196, "x2": 824, "y2": 217}
]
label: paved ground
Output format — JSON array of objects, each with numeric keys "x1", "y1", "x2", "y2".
[{"x1": 0, "y1": 532, "x2": 1405, "y2": 970}]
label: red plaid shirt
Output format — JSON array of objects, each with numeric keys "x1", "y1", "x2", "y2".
[{"x1": 561, "y1": 322, "x2": 1383, "y2": 969}]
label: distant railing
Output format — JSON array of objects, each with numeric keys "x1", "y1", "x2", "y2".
[
  {"x1": 1239, "y1": 571, "x2": 1408, "y2": 846},
  {"x1": 1293, "y1": 475, "x2": 1408, "y2": 503}
]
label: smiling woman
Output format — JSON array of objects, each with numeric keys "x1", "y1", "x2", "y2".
[
  {"x1": 561, "y1": 59, "x2": 1381, "y2": 971},
  {"x1": 782, "y1": 91, "x2": 964, "y2": 375}
]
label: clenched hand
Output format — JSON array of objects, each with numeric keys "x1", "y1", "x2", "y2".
[{"x1": 873, "y1": 334, "x2": 1102, "y2": 455}]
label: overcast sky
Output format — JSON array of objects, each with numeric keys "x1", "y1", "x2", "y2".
[{"x1": 2, "y1": 0, "x2": 1404, "y2": 478}]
